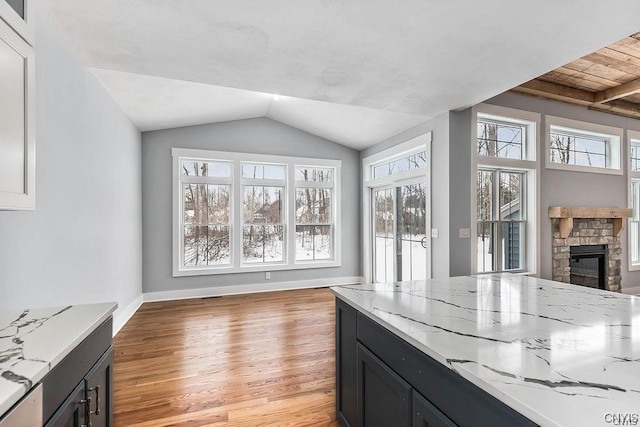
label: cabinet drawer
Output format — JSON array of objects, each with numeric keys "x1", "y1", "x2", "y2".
[{"x1": 42, "y1": 318, "x2": 112, "y2": 424}]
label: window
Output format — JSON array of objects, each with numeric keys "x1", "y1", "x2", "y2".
[
  {"x1": 372, "y1": 152, "x2": 427, "y2": 179},
  {"x1": 629, "y1": 135, "x2": 640, "y2": 269},
  {"x1": 295, "y1": 167, "x2": 333, "y2": 261},
  {"x1": 546, "y1": 116, "x2": 622, "y2": 174},
  {"x1": 477, "y1": 118, "x2": 525, "y2": 159},
  {"x1": 241, "y1": 164, "x2": 286, "y2": 264},
  {"x1": 182, "y1": 160, "x2": 232, "y2": 267},
  {"x1": 173, "y1": 148, "x2": 341, "y2": 276},
  {"x1": 473, "y1": 104, "x2": 539, "y2": 275},
  {"x1": 631, "y1": 140, "x2": 640, "y2": 172},
  {"x1": 477, "y1": 169, "x2": 525, "y2": 272}
]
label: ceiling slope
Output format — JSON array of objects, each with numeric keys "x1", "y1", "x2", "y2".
[{"x1": 38, "y1": 0, "x2": 640, "y2": 148}]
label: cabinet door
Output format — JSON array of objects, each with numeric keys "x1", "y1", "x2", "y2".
[
  {"x1": 357, "y1": 342, "x2": 411, "y2": 427},
  {"x1": 85, "y1": 346, "x2": 114, "y2": 427},
  {"x1": 413, "y1": 391, "x2": 456, "y2": 427},
  {"x1": 44, "y1": 382, "x2": 87, "y2": 427},
  {"x1": 336, "y1": 299, "x2": 357, "y2": 427},
  {"x1": 0, "y1": 18, "x2": 34, "y2": 210},
  {"x1": 0, "y1": 0, "x2": 33, "y2": 44}
]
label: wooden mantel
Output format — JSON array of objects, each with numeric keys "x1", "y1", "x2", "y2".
[{"x1": 548, "y1": 207, "x2": 633, "y2": 238}]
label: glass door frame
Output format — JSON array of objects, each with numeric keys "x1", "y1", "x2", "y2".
[
  {"x1": 362, "y1": 132, "x2": 432, "y2": 284},
  {"x1": 371, "y1": 178, "x2": 428, "y2": 283}
]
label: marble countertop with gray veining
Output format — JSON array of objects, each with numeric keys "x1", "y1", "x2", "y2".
[
  {"x1": 331, "y1": 274, "x2": 640, "y2": 427},
  {"x1": 0, "y1": 302, "x2": 117, "y2": 417}
]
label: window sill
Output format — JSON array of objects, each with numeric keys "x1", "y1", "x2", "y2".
[
  {"x1": 173, "y1": 260, "x2": 342, "y2": 277},
  {"x1": 546, "y1": 161, "x2": 622, "y2": 176}
]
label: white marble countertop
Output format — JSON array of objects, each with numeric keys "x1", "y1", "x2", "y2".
[
  {"x1": 331, "y1": 274, "x2": 640, "y2": 427},
  {"x1": 0, "y1": 302, "x2": 117, "y2": 416}
]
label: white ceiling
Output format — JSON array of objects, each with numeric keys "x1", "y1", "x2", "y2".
[{"x1": 37, "y1": 0, "x2": 640, "y2": 149}]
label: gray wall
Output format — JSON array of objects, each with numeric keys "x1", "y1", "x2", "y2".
[
  {"x1": 360, "y1": 113, "x2": 453, "y2": 279},
  {"x1": 0, "y1": 13, "x2": 143, "y2": 317},
  {"x1": 448, "y1": 110, "x2": 473, "y2": 276},
  {"x1": 485, "y1": 92, "x2": 640, "y2": 292},
  {"x1": 141, "y1": 118, "x2": 361, "y2": 293}
]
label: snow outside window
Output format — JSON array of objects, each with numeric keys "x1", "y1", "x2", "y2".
[{"x1": 172, "y1": 148, "x2": 341, "y2": 276}]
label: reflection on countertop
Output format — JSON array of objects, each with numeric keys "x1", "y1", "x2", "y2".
[{"x1": 331, "y1": 273, "x2": 640, "y2": 427}]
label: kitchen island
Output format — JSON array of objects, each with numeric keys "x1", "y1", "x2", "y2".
[
  {"x1": 0, "y1": 302, "x2": 116, "y2": 425},
  {"x1": 331, "y1": 274, "x2": 640, "y2": 427}
]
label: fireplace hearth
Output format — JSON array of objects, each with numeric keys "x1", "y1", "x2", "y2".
[{"x1": 549, "y1": 207, "x2": 631, "y2": 292}]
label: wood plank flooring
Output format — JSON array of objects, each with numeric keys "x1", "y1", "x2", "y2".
[{"x1": 113, "y1": 288, "x2": 339, "y2": 426}]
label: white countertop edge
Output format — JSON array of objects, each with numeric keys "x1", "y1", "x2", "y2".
[
  {"x1": 0, "y1": 302, "x2": 117, "y2": 417},
  {"x1": 34, "y1": 303, "x2": 117, "y2": 385}
]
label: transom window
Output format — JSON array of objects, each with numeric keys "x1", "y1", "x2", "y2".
[
  {"x1": 546, "y1": 117, "x2": 621, "y2": 174},
  {"x1": 631, "y1": 141, "x2": 640, "y2": 172},
  {"x1": 477, "y1": 118, "x2": 525, "y2": 159},
  {"x1": 549, "y1": 128, "x2": 608, "y2": 168},
  {"x1": 173, "y1": 148, "x2": 341, "y2": 276},
  {"x1": 372, "y1": 151, "x2": 426, "y2": 179}
]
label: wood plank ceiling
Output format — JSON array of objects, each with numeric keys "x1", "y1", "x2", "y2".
[{"x1": 512, "y1": 32, "x2": 640, "y2": 118}]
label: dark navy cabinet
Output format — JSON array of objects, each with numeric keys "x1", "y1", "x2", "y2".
[
  {"x1": 357, "y1": 343, "x2": 411, "y2": 427},
  {"x1": 43, "y1": 318, "x2": 114, "y2": 427},
  {"x1": 335, "y1": 299, "x2": 536, "y2": 427}
]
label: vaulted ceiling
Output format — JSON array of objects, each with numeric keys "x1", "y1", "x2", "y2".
[{"x1": 36, "y1": 1, "x2": 640, "y2": 149}]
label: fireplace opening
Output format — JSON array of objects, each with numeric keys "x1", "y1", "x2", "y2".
[{"x1": 569, "y1": 245, "x2": 606, "y2": 289}]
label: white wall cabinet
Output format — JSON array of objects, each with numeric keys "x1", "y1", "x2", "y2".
[
  {"x1": 0, "y1": 0, "x2": 33, "y2": 44},
  {"x1": 0, "y1": 0, "x2": 35, "y2": 210}
]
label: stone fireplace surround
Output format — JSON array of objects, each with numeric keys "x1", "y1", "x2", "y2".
[{"x1": 549, "y1": 207, "x2": 632, "y2": 292}]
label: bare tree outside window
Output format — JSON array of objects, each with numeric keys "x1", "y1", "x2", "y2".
[
  {"x1": 295, "y1": 167, "x2": 334, "y2": 260},
  {"x1": 477, "y1": 120, "x2": 523, "y2": 159},
  {"x1": 549, "y1": 132, "x2": 606, "y2": 168},
  {"x1": 183, "y1": 160, "x2": 231, "y2": 266}
]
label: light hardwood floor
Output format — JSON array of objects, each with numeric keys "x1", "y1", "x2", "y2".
[{"x1": 113, "y1": 288, "x2": 339, "y2": 426}]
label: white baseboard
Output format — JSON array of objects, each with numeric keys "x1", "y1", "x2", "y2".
[
  {"x1": 143, "y1": 276, "x2": 363, "y2": 303},
  {"x1": 113, "y1": 294, "x2": 143, "y2": 336}
]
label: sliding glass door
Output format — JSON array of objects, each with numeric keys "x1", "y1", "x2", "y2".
[{"x1": 373, "y1": 181, "x2": 427, "y2": 283}]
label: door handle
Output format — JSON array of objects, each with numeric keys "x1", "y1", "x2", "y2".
[{"x1": 421, "y1": 237, "x2": 427, "y2": 248}]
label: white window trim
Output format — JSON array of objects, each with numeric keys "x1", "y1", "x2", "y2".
[
  {"x1": 172, "y1": 148, "x2": 341, "y2": 277},
  {"x1": 362, "y1": 132, "x2": 432, "y2": 284},
  {"x1": 476, "y1": 103, "x2": 538, "y2": 163},
  {"x1": 628, "y1": 130, "x2": 640, "y2": 271},
  {"x1": 471, "y1": 104, "x2": 540, "y2": 277},
  {"x1": 545, "y1": 115, "x2": 623, "y2": 175}
]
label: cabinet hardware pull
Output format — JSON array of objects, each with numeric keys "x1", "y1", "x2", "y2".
[
  {"x1": 89, "y1": 385, "x2": 101, "y2": 415},
  {"x1": 80, "y1": 396, "x2": 93, "y2": 427}
]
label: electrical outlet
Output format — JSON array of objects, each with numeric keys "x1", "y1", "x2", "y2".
[
  {"x1": 265, "y1": 272, "x2": 271, "y2": 280},
  {"x1": 459, "y1": 228, "x2": 471, "y2": 239},
  {"x1": 431, "y1": 228, "x2": 439, "y2": 238}
]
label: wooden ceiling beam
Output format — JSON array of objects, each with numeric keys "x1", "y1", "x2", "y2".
[
  {"x1": 589, "y1": 99, "x2": 640, "y2": 118},
  {"x1": 514, "y1": 79, "x2": 640, "y2": 120},
  {"x1": 513, "y1": 80, "x2": 594, "y2": 105},
  {"x1": 593, "y1": 77, "x2": 640, "y2": 103}
]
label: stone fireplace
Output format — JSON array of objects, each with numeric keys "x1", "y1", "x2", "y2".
[{"x1": 549, "y1": 207, "x2": 632, "y2": 292}]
